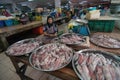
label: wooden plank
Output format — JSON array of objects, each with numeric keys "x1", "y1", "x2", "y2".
[
  {"x1": 90, "y1": 43, "x2": 120, "y2": 56},
  {"x1": 39, "y1": 73, "x2": 55, "y2": 80},
  {"x1": 0, "y1": 35, "x2": 9, "y2": 50},
  {"x1": 47, "y1": 68, "x2": 79, "y2": 80},
  {"x1": 28, "y1": 69, "x2": 44, "y2": 80},
  {"x1": 9, "y1": 56, "x2": 79, "y2": 80},
  {"x1": 59, "y1": 68, "x2": 78, "y2": 78},
  {"x1": 0, "y1": 21, "x2": 43, "y2": 37}
]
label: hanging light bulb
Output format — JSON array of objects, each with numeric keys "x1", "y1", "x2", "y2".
[{"x1": 28, "y1": 0, "x2": 34, "y2": 1}]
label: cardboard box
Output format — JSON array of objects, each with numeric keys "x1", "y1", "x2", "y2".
[{"x1": 86, "y1": 10, "x2": 100, "y2": 19}]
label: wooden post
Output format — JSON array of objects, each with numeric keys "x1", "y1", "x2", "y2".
[{"x1": 0, "y1": 35, "x2": 9, "y2": 50}]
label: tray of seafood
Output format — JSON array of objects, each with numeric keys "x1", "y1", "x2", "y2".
[
  {"x1": 6, "y1": 38, "x2": 41, "y2": 56},
  {"x1": 29, "y1": 43, "x2": 73, "y2": 71},
  {"x1": 90, "y1": 34, "x2": 120, "y2": 49},
  {"x1": 53, "y1": 33, "x2": 90, "y2": 47},
  {"x1": 72, "y1": 49, "x2": 120, "y2": 80}
]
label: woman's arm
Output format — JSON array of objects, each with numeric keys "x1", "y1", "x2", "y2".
[
  {"x1": 43, "y1": 24, "x2": 58, "y2": 37},
  {"x1": 43, "y1": 32, "x2": 51, "y2": 36},
  {"x1": 44, "y1": 32, "x2": 57, "y2": 37},
  {"x1": 49, "y1": 32, "x2": 57, "y2": 37}
]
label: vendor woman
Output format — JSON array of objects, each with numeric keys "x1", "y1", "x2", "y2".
[{"x1": 42, "y1": 16, "x2": 58, "y2": 43}]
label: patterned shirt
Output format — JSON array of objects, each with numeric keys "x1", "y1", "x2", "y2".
[{"x1": 43, "y1": 24, "x2": 58, "y2": 34}]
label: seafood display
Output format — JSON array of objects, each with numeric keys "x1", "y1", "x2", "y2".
[
  {"x1": 90, "y1": 34, "x2": 120, "y2": 49},
  {"x1": 72, "y1": 49, "x2": 120, "y2": 80},
  {"x1": 60, "y1": 33, "x2": 87, "y2": 45},
  {"x1": 6, "y1": 38, "x2": 40, "y2": 56},
  {"x1": 29, "y1": 43, "x2": 73, "y2": 71},
  {"x1": 35, "y1": 36, "x2": 43, "y2": 44}
]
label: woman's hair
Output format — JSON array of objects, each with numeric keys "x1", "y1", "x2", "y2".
[
  {"x1": 47, "y1": 16, "x2": 54, "y2": 24},
  {"x1": 46, "y1": 16, "x2": 54, "y2": 28}
]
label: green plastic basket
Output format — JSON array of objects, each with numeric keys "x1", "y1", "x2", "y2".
[
  {"x1": 13, "y1": 19, "x2": 20, "y2": 25},
  {"x1": 88, "y1": 20, "x2": 115, "y2": 32}
]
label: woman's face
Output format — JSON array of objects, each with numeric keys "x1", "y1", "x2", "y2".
[{"x1": 48, "y1": 18, "x2": 53, "y2": 24}]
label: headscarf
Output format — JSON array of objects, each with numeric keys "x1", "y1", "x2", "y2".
[{"x1": 47, "y1": 16, "x2": 54, "y2": 28}]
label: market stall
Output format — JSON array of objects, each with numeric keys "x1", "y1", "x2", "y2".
[
  {"x1": 0, "y1": 13, "x2": 119, "y2": 80},
  {"x1": 1, "y1": 0, "x2": 120, "y2": 80},
  {"x1": 5, "y1": 32, "x2": 120, "y2": 80}
]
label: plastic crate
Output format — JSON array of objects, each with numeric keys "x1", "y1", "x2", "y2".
[
  {"x1": 78, "y1": 26, "x2": 90, "y2": 36},
  {"x1": 35, "y1": 16, "x2": 42, "y2": 21},
  {"x1": 32, "y1": 26, "x2": 43, "y2": 34},
  {"x1": 13, "y1": 19, "x2": 20, "y2": 25},
  {"x1": 88, "y1": 20, "x2": 115, "y2": 32},
  {"x1": 4, "y1": 19, "x2": 13, "y2": 26},
  {"x1": 0, "y1": 20, "x2": 5, "y2": 27}
]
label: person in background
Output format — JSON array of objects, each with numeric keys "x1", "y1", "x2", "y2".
[
  {"x1": 15, "y1": 8, "x2": 19, "y2": 14},
  {"x1": 42, "y1": 16, "x2": 58, "y2": 44},
  {"x1": 66, "y1": 11, "x2": 72, "y2": 22},
  {"x1": 72, "y1": 13, "x2": 78, "y2": 19},
  {"x1": 20, "y1": 11, "x2": 28, "y2": 24},
  {"x1": 70, "y1": 11, "x2": 74, "y2": 19},
  {"x1": 104, "y1": 6, "x2": 110, "y2": 16}
]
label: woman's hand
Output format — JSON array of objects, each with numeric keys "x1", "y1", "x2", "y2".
[
  {"x1": 44, "y1": 32, "x2": 57, "y2": 37},
  {"x1": 49, "y1": 33, "x2": 57, "y2": 37},
  {"x1": 44, "y1": 32, "x2": 50, "y2": 36}
]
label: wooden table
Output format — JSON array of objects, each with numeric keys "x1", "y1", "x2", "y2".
[
  {"x1": 8, "y1": 40, "x2": 120, "y2": 80},
  {"x1": 0, "y1": 17, "x2": 67, "y2": 50},
  {"x1": 9, "y1": 55, "x2": 79, "y2": 80}
]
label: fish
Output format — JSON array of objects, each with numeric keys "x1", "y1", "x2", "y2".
[
  {"x1": 60, "y1": 33, "x2": 86, "y2": 44},
  {"x1": 95, "y1": 63, "x2": 104, "y2": 80},
  {"x1": 31, "y1": 43, "x2": 72, "y2": 70},
  {"x1": 81, "y1": 64, "x2": 91, "y2": 80},
  {"x1": 77, "y1": 65, "x2": 89, "y2": 80},
  {"x1": 109, "y1": 64, "x2": 117, "y2": 80},
  {"x1": 75, "y1": 51, "x2": 120, "y2": 80},
  {"x1": 91, "y1": 34, "x2": 120, "y2": 48},
  {"x1": 7, "y1": 40, "x2": 39, "y2": 56},
  {"x1": 112, "y1": 63, "x2": 120, "y2": 80},
  {"x1": 102, "y1": 64, "x2": 112, "y2": 80}
]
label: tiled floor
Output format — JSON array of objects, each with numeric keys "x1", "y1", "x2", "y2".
[
  {"x1": 0, "y1": 53, "x2": 62, "y2": 80},
  {"x1": 0, "y1": 52, "x2": 20, "y2": 80}
]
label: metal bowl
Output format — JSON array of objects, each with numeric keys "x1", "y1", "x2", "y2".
[
  {"x1": 90, "y1": 34, "x2": 120, "y2": 49},
  {"x1": 72, "y1": 49, "x2": 120, "y2": 80},
  {"x1": 6, "y1": 38, "x2": 42, "y2": 56},
  {"x1": 29, "y1": 43, "x2": 73, "y2": 71},
  {"x1": 59, "y1": 33, "x2": 86, "y2": 45}
]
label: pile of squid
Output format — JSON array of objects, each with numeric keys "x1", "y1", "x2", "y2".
[
  {"x1": 73, "y1": 51, "x2": 120, "y2": 80},
  {"x1": 30, "y1": 43, "x2": 73, "y2": 71},
  {"x1": 60, "y1": 33, "x2": 86, "y2": 44},
  {"x1": 6, "y1": 39, "x2": 39, "y2": 56},
  {"x1": 90, "y1": 34, "x2": 120, "y2": 48}
]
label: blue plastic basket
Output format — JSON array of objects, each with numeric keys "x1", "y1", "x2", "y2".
[
  {"x1": 88, "y1": 7, "x2": 96, "y2": 11},
  {"x1": 72, "y1": 25, "x2": 80, "y2": 33},
  {"x1": 78, "y1": 26, "x2": 90, "y2": 36},
  {"x1": 4, "y1": 19, "x2": 13, "y2": 27},
  {"x1": 0, "y1": 20, "x2": 5, "y2": 27}
]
